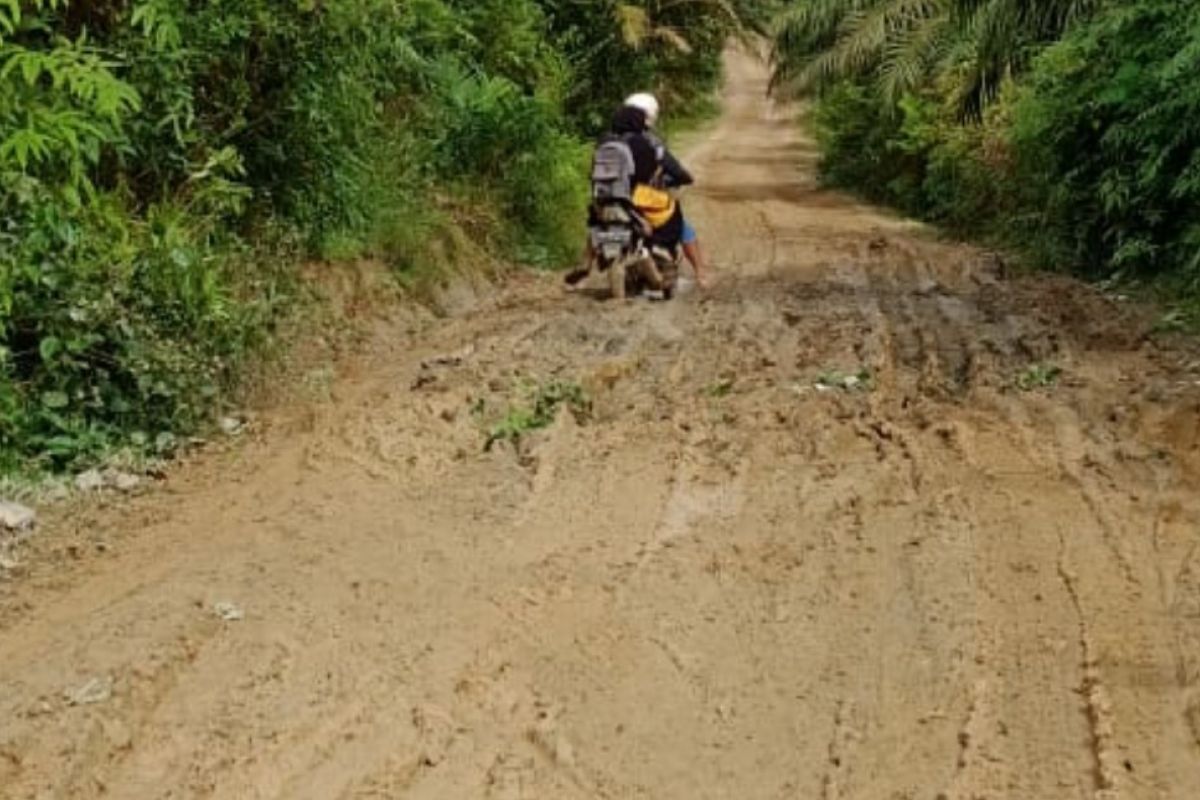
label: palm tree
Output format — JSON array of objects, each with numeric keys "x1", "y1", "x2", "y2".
[
  {"x1": 615, "y1": 0, "x2": 746, "y2": 54},
  {"x1": 770, "y1": 0, "x2": 1099, "y2": 114}
]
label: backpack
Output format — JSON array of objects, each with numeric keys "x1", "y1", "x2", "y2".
[
  {"x1": 590, "y1": 133, "x2": 677, "y2": 229},
  {"x1": 591, "y1": 134, "x2": 636, "y2": 204}
]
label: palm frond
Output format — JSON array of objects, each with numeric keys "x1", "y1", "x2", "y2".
[
  {"x1": 770, "y1": 0, "x2": 874, "y2": 92},
  {"x1": 615, "y1": 4, "x2": 652, "y2": 48},
  {"x1": 616, "y1": 0, "x2": 740, "y2": 53},
  {"x1": 792, "y1": 0, "x2": 945, "y2": 96},
  {"x1": 880, "y1": 1, "x2": 950, "y2": 105},
  {"x1": 771, "y1": 0, "x2": 1103, "y2": 113}
]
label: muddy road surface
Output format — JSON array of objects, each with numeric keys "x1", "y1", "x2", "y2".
[{"x1": 3, "y1": 49, "x2": 1200, "y2": 800}]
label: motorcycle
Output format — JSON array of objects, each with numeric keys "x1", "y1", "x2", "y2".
[{"x1": 588, "y1": 202, "x2": 682, "y2": 302}]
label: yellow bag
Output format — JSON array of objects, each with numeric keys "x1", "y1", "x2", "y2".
[{"x1": 632, "y1": 183, "x2": 677, "y2": 230}]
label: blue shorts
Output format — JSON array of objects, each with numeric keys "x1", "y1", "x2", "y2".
[{"x1": 681, "y1": 219, "x2": 698, "y2": 246}]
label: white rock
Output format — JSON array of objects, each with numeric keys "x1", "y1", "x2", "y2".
[
  {"x1": 111, "y1": 472, "x2": 142, "y2": 493},
  {"x1": 219, "y1": 417, "x2": 243, "y2": 436},
  {"x1": 66, "y1": 676, "x2": 113, "y2": 706},
  {"x1": 0, "y1": 501, "x2": 35, "y2": 531},
  {"x1": 213, "y1": 601, "x2": 244, "y2": 622},
  {"x1": 75, "y1": 469, "x2": 105, "y2": 492}
]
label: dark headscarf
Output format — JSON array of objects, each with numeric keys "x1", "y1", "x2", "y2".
[
  {"x1": 602, "y1": 104, "x2": 683, "y2": 246},
  {"x1": 610, "y1": 105, "x2": 648, "y2": 136},
  {"x1": 605, "y1": 104, "x2": 657, "y2": 185}
]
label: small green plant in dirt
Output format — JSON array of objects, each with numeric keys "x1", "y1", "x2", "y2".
[
  {"x1": 815, "y1": 367, "x2": 874, "y2": 392},
  {"x1": 1151, "y1": 309, "x2": 1195, "y2": 335},
  {"x1": 484, "y1": 379, "x2": 591, "y2": 451},
  {"x1": 1016, "y1": 363, "x2": 1063, "y2": 391},
  {"x1": 706, "y1": 378, "x2": 736, "y2": 398}
]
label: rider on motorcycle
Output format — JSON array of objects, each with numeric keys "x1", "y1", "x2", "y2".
[{"x1": 566, "y1": 94, "x2": 710, "y2": 290}]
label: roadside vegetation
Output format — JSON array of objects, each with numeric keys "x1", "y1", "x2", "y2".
[
  {"x1": 0, "y1": 0, "x2": 768, "y2": 475},
  {"x1": 771, "y1": 0, "x2": 1200, "y2": 320}
]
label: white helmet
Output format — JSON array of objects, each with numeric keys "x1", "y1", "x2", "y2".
[{"x1": 624, "y1": 92, "x2": 660, "y2": 127}]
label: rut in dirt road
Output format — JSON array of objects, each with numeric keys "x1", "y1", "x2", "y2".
[{"x1": 3, "y1": 48, "x2": 1200, "y2": 800}]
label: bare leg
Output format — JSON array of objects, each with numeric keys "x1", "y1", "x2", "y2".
[{"x1": 683, "y1": 240, "x2": 709, "y2": 289}]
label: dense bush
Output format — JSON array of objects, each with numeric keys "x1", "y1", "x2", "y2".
[
  {"x1": 0, "y1": 0, "x2": 755, "y2": 473},
  {"x1": 1010, "y1": 0, "x2": 1200, "y2": 280},
  {"x1": 776, "y1": 0, "x2": 1200, "y2": 292}
]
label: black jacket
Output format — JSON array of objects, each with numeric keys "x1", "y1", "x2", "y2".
[{"x1": 649, "y1": 132, "x2": 694, "y2": 189}]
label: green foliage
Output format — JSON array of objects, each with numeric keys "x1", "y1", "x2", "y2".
[
  {"x1": 1016, "y1": 363, "x2": 1062, "y2": 391},
  {"x1": 706, "y1": 378, "x2": 736, "y2": 397},
  {"x1": 810, "y1": 81, "x2": 911, "y2": 204},
  {"x1": 485, "y1": 378, "x2": 591, "y2": 450},
  {"x1": 772, "y1": 0, "x2": 1099, "y2": 113},
  {"x1": 780, "y1": 0, "x2": 1200, "y2": 298},
  {"x1": 0, "y1": 179, "x2": 293, "y2": 472},
  {"x1": 421, "y1": 60, "x2": 590, "y2": 266},
  {"x1": 1009, "y1": 0, "x2": 1200, "y2": 280},
  {"x1": 539, "y1": 0, "x2": 752, "y2": 134},
  {"x1": 0, "y1": 0, "x2": 755, "y2": 475}
]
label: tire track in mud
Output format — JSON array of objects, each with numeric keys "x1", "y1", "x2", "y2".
[{"x1": 3, "y1": 46, "x2": 1200, "y2": 800}]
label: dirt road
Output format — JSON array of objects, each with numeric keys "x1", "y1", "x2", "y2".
[{"x1": 3, "y1": 49, "x2": 1200, "y2": 800}]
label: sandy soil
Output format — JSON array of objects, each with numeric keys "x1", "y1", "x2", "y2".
[{"x1": 2, "y1": 48, "x2": 1200, "y2": 800}]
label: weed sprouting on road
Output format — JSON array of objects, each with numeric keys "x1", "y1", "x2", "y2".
[
  {"x1": 484, "y1": 379, "x2": 592, "y2": 451},
  {"x1": 706, "y1": 379, "x2": 736, "y2": 398},
  {"x1": 1016, "y1": 363, "x2": 1063, "y2": 392},
  {"x1": 815, "y1": 367, "x2": 874, "y2": 392}
]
